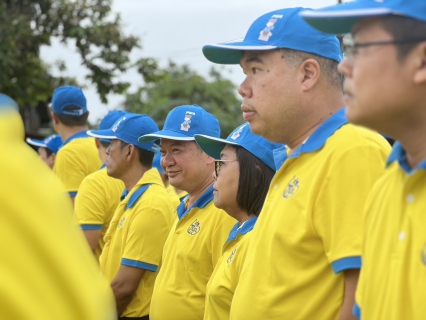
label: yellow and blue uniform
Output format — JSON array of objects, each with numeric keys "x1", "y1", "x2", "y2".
[
  {"x1": 204, "y1": 216, "x2": 257, "y2": 320},
  {"x1": 100, "y1": 168, "x2": 174, "y2": 318},
  {"x1": 230, "y1": 109, "x2": 391, "y2": 320},
  {"x1": 53, "y1": 131, "x2": 102, "y2": 197},
  {"x1": 75, "y1": 166, "x2": 125, "y2": 258},
  {"x1": 150, "y1": 186, "x2": 237, "y2": 320},
  {"x1": 354, "y1": 142, "x2": 426, "y2": 320},
  {"x1": 0, "y1": 108, "x2": 116, "y2": 319}
]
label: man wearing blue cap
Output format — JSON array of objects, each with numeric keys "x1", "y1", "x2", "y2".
[
  {"x1": 139, "y1": 105, "x2": 236, "y2": 320},
  {"x1": 75, "y1": 110, "x2": 127, "y2": 258},
  {"x1": 26, "y1": 134, "x2": 62, "y2": 169},
  {"x1": 203, "y1": 7, "x2": 391, "y2": 320},
  {"x1": 87, "y1": 113, "x2": 175, "y2": 320},
  {"x1": 301, "y1": 2, "x2": 426, "y2": 319},
  {"x1": 51, "y1": 85, "x2": 102, "y2": 204}
]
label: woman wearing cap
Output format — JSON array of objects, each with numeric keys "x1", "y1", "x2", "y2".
[{"x1": 194, "y1": 123, "x2": 281, "y2": 320}]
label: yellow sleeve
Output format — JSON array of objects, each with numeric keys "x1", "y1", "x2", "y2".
[
  {"x1": 54, "y1": 146, "x2": 86, "y2": 196},
  {"x1": 122, "y1": 202, "x2": 171, "y2": 271},
  {"x1": 313, "y1": 143, "x2": 388, "y2": 273}
]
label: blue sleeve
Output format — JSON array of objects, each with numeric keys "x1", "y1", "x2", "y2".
[
  {"x1": 81, "y1": 224, "x2": 103, "y2": 231},
  {"x1": 121, "y1": 258, "x2": 158, "y2": 272},
  {"x1": 331, "y1": 256, "x2": 361, "y2": 274},
  {"x1": 68, "y1": 191, "x2": 77, "y2": 197},
  {"x1": 353, "y1": 302, "x2": 361, "y2": 319}
]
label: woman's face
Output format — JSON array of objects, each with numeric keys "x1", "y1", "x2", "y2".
[{"x1": 212, "y1": 145, "x2": 241, "y2": 217}]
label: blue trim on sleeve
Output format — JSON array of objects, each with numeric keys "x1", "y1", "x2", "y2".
[
  {"x1": 225, "y1": 216, "x2": 258, "y2": 244},
  {"x1": 331, "y1": 256, "x2": 361, "y2": 274},
  {"x1": 68, "y1": 191, "x2": 77, "y2": 197},
  {"x1": 177, "y1": 186, "x2": 214, "y2": 220},
  {"x1": 81, "y1": 224, "x2": 103, "y2": 230},
  {"x1": 61, "y1": 130, "x2": 90, "y2": 147},
  {"x1": 125, "y1": 184, "x2": 151, "y2": 210},
  {"x1": 121, "y1": 258, "x2": 158, "y2": 272},
  {"x1": 353, "y1": 302, "x2": 361, "y2": 319}
]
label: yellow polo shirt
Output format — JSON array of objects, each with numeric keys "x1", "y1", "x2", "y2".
[
  {"x1": 205, "y1": 216, "x2": 257, "y2": 320},
  {"x1": 100, "y1": 168, "x2": 174, "y2": 318},
  {"x1": 75, "y1": 167, "x2": 125, "y2": 258},
  {"x1": 230, "y1": 109, "x2": 391, "y2": 320},
  {"x1": 354, "y1": 142, "x2": 426, "y2": 320},
  {"x1": 53, "y1": 131, "x2": 102, "y2": 197},
  {"x1": 150, "y1": 186, "x2": 237, "y2": 320},
  {"x1": 0, "y1": 108, "x2": 116, "y2": 319}
]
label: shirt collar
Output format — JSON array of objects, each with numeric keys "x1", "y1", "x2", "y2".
[
  {"x1": 273, "y1": 108, "x2": 348, "y2": 167},
  {"x1": 387, "y1": 141, "x2": 426, "y2": 174},
  {"x1": 62, "y1": 130, "x2": 90, "y2": 147},
  {"x1": 119, "y1": 168, "x2": 162, "y2": 201},
  {"x1": 176, "y1": 185, "x2": 214, "y2": 220},
  {"x1": 226, "y1": 215, "x2": 258, "y2": 244}
]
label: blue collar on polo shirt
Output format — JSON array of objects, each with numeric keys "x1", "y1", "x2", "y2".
[
  {"x1": 62, "y1": 130, "x2": 90, "y2": 147},
  {"x1": 273, "y1": 108, "x2": 348, "y2": 167},
  {"x1": 386, "y1": 141, "x2": 426, "y2": 174},
  {"x1": 176, "y1": 185, "x2": 214, "y2": 220},
  {"x1": 225, "y1": 215, "x2": 258, "y2": 244}
]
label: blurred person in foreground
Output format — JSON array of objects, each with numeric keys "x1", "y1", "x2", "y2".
[
  {"x1": 194, "y1": 123, "x2": 281, "y2": 319},
  {"x1": 75, "y1": 110, "x2": 127, "y2": 258},
  {"x1": 26, "y1": 134, "x2": 62, "y2": 169},
  {"x1": 0, "y1": 93, "x2": 116, "y2": 319},
  {"x1": 301, "y1": 1, "x2": 426, "y2": 319}
]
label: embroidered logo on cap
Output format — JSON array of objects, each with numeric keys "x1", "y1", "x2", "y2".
[
  {"x1": 258, "y1": 14, "x2": 283, "y2": 42},
  {"x1": 112, "y1": 117, "x2": 126, "y2": 132},
  {"x1": 231, "y1": 123, "x2": 248, "y2": 140},
  {"x1": 180, "y1": 111, "x2": 195, "y2": 132},
  {"x1": 187, "y1": 219, "x2": 201, "y2": 235},
  {"x1": 283, "y1": 175, "x2": 300, "y2": 199}
]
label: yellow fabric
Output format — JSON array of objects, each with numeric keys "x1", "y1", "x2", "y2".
[
  {"x1": 75, "y1": 167, "x2": 125, "y2": 258},
  {"x1": 0, "y1": 110, "x2": 116, "y2": 319},
  {"x1": 150, "y1": 192, "x2": 236, "y2": 320},
  {"x1": 356, "y1": 161, "x2": 426, "y2": 319},
  {"x1": 204, "y1": 227, "x2": 253, "y2": 320},
  {"x1": 100, "y1": 168, "x2": 174, "y2": 318},
  {"x1": 230, "y1": 124, "x2": 390, "y2": 320},
  {"x1": 53, "y1": 135, "x2": 102, "y2": 196}
]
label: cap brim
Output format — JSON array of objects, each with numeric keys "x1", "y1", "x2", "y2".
[
  {"x1": 138, "y1": 130, "x2": 195, "y2": 143},
  {"x1": 194, "y1": 134, "x2": 238, "y2": 159},
  {"x1": 26, "y1": 138, "x2": 47, "y2": 148},
  {"x1": 86, "y1": 129, "x2": 117, "y2": 140},
  {"x1": 300, "y1": 2, "x2": 392, "y2": 35},
  {"x1": 203, "y1": 39, "x2": 278, "y2": 64}
]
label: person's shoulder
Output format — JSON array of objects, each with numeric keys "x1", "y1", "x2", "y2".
[{"x1": 335, "y1": 123, "x2": 390, "y2": 149}]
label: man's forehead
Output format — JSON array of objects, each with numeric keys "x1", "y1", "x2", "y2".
[
  {"x1": 352, "y1": 17, "x2": 386, "y2": 38},
  {"x1": 160, "y1": 139, "x2": 193, "y2": 148}
]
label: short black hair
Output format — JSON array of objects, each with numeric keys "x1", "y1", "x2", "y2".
[
  {"x1": 380, "y1": 15, "x2": 426, "y2": 62},
  {"x1": 120, "y1": 140, "x2": 154, "y2": 168},
  {"x1": 54, "y1": 107, "x2": 89, "y2": 127},
  {"x1": 232, "y1": 145, "x2": 275, "y2": 216}
]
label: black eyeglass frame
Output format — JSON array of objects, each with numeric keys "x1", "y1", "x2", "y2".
[{"x1": 214, "y1": 159, "x2": 238, "y2": 177}]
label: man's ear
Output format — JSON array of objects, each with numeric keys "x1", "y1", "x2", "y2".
[
  {"x1": 127, "y1": 144, "x2": 137, "y2": 161},
  {"x1": 95, "y1": 138, "x2": 101, "y2": 150},
  {"x1": 299, "y1": 58, "x2": 321, "y2": 91},
  {"x1": 51, "y1": 112, "x2": 60, "y2": 125},
  {"x1": 413, "y1": 42, "x2": 426, "y2": 85}
]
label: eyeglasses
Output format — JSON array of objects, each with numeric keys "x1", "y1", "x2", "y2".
[
  {"x1": 214, "y1": 159, "x2": 238, "y2": 177},
  {"x1": 343, "y1": 38, "x2": 426, "y2": 62}
]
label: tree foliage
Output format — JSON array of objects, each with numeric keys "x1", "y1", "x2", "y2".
[
  {"x1": 0, "y1": 0, "x2": 142, "y2": 106},
  {"x1": 124, "y1": 62, "x2": 244, "y2": 138}
]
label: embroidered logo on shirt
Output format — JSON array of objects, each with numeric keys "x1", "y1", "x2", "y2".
[
  {"x1": 118, "y1": 216, "x2": 126, "y2": 229},
  {"x1": 227, "y1": 246, "x2": 237, "y2": 264},
  {"x1": 187, "y1": 219, "x2": 201, "y2": 235},
  {"x1": 421, "y1": 243, "x2": 426, "y2": 266},
  {"x1": 180, "y1": 111, "x2": 195, "y2": 132},
  {"x1": 283, "y1": 175, "x2": 300, "y2": 199}
]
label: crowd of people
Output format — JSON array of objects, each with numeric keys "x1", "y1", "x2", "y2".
[{"x1": 1, "y1": 0, "x2": 425, "y2": 319}]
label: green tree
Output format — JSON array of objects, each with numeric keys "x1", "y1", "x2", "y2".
[
  {"x1": 0, "y1": 0, "x2": 149, "y2": 107},
  {"x1": 124, "y1": 62, "x2": 243, "y2": 137}
]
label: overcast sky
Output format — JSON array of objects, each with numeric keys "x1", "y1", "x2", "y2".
[{"x1": 40, "y1": 0, "x2": 341, "y2": 123}]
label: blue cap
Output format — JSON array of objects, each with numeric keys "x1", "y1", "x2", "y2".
[
  {"x1": 194, "y1": 123, "x2": 282, "y2": 171},
  {"x1": 98, "y1": 110, "x2": 128, "y2": 143},
  {"x1": 26, "y1": 134, "x2": 63, "y2": 154},
  {"x1": 87, "y1": 113, "x2": 160, "y2": 153},
  {"x1": 152, "y1": 152, "x2": 165, "y2": 174},
  {"x1": 300, "y1": 0, "x2": 426, "y2": 35},
  {"x1": 203, "y1": 7, "x2": 342, "y2": 65},
  {"x1": 51, "y1": 86, "x2": 87, "y2": 117},
  {"x1": 138, "y1": 105, "x2": 220, "y2": 142}
]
